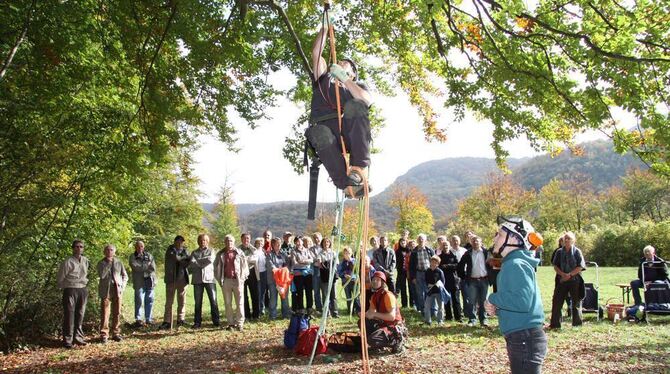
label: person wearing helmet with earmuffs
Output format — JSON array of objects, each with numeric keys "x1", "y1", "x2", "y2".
[
  {"x1": 306, "y1": 9, "x2": 373, "y2": 199},
  {"x1": 484, "y1": 216, "x2": 547, "y2": 374}
]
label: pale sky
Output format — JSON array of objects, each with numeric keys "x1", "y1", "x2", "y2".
[{"x1": 193, "y1": 71, "x2": 606, "y2": 204}]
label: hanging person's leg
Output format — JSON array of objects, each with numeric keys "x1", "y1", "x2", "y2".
[
  {"x1": 342, "y1": 99, "x2": 372, "y2": 198},
  {"x1": 305, "y1": 119, "x2": 349, "y2": 190}
]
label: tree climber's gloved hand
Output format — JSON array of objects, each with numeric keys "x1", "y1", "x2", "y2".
[{"x1": 329, "y1": 64, "x2": 351, "y2": 83}]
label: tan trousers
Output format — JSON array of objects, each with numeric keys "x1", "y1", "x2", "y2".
[
  {"x1": 222, "y1": 278, "x2": 245, "y2": 327},
  {"x1": 163, "y1": 281, "x2": 187, "y2": 323},
  {"x1": 100, "y1": 290, "x2": 122, "y2": 338}
]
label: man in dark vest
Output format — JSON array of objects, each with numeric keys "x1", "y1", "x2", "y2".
[{"x1": 307, "y1": 14, "x2": 372, "y2": 199}]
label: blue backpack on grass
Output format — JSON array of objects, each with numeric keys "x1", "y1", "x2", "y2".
[{"x1": 284, "y1": 312, "x2": 310, "y2": 349}]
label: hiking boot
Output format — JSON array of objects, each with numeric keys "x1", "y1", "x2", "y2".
[
  {"x1": 192, "y1": 323, "x2": 201, "y2": 329},
  {"x1": 74, "y1": 338, "x2": 87, "y2": 346},
  {"x1": 159, "y1": 322, "x2": 171, "y2": 330},
  {"x1": 132, "y1": 320, "x2": 144, "y2": 328},
  {"x1": 344, "y1": 184, "x2": 372, "y2": 199},
  {"x1": 176, "y1": 320, "x2": 186, "y2": 327},
  {"x1": 112, "y1": 335, "x2": 122, "y2": 342},
  {"x1": 63, "y1": 343, "x2": 73, "y2": 349}
]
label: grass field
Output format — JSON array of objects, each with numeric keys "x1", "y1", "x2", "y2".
[{"x1": 2, "y1": 266, "x2": 670, "y2": 373}]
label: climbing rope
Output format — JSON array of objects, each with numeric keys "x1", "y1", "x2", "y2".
[{"x1": 306, "y1": 3, "x2": 371, "y2": 373}]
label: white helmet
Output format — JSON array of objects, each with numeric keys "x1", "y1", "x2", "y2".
[{"x1": 496, "y1": 216, "x2": 542, "y2": 250}]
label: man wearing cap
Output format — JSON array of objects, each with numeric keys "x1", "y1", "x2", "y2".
[
  {"x1": 484, "y1": 217, "x2": 547, "y2": 374},
  {"x1": 160, "y1": 235, "x2": 190, "y2": 329},
  {"x1": 365, "y1": 271, "x2": 406, "y2": 353},
  {"x1": 307, "y1": 12, "x2": 373, "y2": 199},
  {"x1": 280, "y1": 232, "x2": 294, "y2": 257}
]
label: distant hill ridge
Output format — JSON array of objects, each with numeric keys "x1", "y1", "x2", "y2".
[{"x1": 204, "y1": 139, "x2": 645, "y2": 236}]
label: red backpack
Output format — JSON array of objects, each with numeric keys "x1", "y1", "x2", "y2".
[{"x1": 295, "y1": 326, "x2": 328, "y2": 356}]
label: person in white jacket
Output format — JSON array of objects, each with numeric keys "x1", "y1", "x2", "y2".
[{"x1": 189, "y1": 234, "x2": 220, "y2": 328}]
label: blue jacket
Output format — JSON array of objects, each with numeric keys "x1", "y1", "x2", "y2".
[{"x1": 488, "y1": 249, "x2": 544, "y2": 335}]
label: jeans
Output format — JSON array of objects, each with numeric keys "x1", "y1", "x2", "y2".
[
  {"x1": 424, "y1": 293, "x2": 443, "y2": 324},
  {"x1": 268, "y1": 281, "x2": 290, "y2": 319},
  {"x1": 414, "y1": 271, "x2": 428, "y2": 313},
  {"x1": 134, "y1": 278, "x2": 155, "y2": 322},
  {"x1": 193, "y1": 283, "x2": 220, "y2": 325},
  {"x1": 465, "y1": 279, "x2": 488, "y2": 324},
  {"x1": 312, "y1": 266, "x2": 322, "y2": 310},
  {"x1": 505, "y1": 327, "x2": 548, "y2": 374}
]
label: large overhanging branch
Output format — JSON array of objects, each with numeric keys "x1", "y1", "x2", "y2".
[{"x1": 253, "y1": 0, "x2": 313, "y2": 79}]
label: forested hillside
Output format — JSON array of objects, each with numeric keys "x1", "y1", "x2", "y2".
[{"x1": 216, "y1": 140, "x2": 647, "y2": 235}]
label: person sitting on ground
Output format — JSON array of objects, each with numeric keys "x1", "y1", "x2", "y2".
[
  {"x1": 97, "y1": 244, "x2": 128, "y2": 343},
  {"x1": 364, "y1": 271, "x2": 406, "y2": 353},
  {"x1": 337, "y1": 246, "x2": 361, "y2": 313},
  {"x1": 307, "y1": 12, "x2": 373, "y2": 199},
  {"x1": 424, "y1": 255, "x2": 447, "y2": 325},
  {"x1": 631, "y1": 245, "x2": 669, "y2": 306}
]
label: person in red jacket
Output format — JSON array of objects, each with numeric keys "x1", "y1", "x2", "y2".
[{"x1": 365, "y1": 271, "x2": 406, "y2": 353}]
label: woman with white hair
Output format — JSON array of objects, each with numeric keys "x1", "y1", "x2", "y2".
[{"x1": 630, "y1": 245, "x2": 669, "y2": 306}]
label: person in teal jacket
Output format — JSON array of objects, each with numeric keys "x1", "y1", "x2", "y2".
[{"x1": 484, "y1": 216, "x2": 547, "y2": 374}]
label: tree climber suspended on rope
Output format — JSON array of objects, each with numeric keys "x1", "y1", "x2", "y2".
[{"x1": 306, "y1": 9, "x2": 373, "y2": 203}]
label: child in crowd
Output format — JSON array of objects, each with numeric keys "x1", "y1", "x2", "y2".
[{"x1": 424, "y1": 255, "x2": 446, "y2": 325}]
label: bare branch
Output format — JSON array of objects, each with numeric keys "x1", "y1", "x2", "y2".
[{"x1": 0, "y1": 0, "x2": 37, "y2": 83}]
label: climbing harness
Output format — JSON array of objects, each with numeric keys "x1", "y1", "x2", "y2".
[{"x1": 305, "y1": 3, "x2": 372, "y2": 373}]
